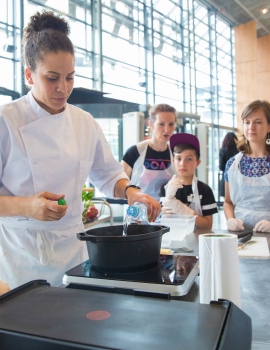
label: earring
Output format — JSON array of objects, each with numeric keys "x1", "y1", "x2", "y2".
[
  {"x1": 245, "y1": 138, "x2": 248, "y2": 144},
  {"x1": 266, "y1": 133, "x2": 270, "y2": 145}
]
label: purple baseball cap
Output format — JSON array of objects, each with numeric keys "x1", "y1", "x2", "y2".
[{"x1": 170, "y1": 132, "x2": 200, "y2": 153}]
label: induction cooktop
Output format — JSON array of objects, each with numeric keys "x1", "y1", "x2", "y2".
[{"x1": 63, "y1": 255, "x2": 199, "y2": 296}]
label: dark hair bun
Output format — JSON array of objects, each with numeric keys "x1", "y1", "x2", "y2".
[{"x1": 24, "y1": 10, "x2": 70, "y2": 37}]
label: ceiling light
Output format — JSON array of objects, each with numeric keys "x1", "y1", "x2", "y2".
[{"x1": 260, "y1": 8, "x2": 269, "y2": 14}]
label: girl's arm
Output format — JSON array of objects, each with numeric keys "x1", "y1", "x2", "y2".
[{"x1": 223, "y1": 181, "x2": 235, "y2": 219}]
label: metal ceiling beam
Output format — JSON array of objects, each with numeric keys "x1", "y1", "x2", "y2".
[{"x1": 233, "y1": 0, "x2": 270, "y2": 34}]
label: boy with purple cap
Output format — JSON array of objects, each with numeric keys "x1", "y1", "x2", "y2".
[{"x1": 161, "y1": 132, "x2": 218, "y2": 229}]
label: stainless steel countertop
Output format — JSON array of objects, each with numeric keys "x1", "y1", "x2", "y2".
[{"x1": 173, "y1": 229, "x2": 270, "y2": 350}]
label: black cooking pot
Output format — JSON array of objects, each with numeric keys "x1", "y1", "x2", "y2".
[{"x1": 77, "y1": 224, "x2": 170, "y2": 272}]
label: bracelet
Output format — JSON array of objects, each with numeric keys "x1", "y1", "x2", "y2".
[{"x1": 124, "y1": 185, "x2": 141, "y2": 198}]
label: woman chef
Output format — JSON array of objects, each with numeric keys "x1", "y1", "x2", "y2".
[
  {"x1": 0, "y1": 10, "x2": 160, "y2": 289},
  {"x1": 224, "y1": 100, "x2": 270, "y2": 232},
  {"x1": 121, "y1": 104, "x2": 177, "y2": 201}
]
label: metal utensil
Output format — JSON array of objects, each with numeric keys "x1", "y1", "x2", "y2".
[{"x1": 238, "y1": 240, "x2": 256, "y2": 250}]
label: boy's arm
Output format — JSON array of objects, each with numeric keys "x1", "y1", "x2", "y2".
[{"x1": 194, "y1": 214, "x2": 212, "y2": 230}]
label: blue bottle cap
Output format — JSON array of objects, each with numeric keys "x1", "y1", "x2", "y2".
[{"x1": 127, "y1": 206, "x2": 139, "y2": 217}]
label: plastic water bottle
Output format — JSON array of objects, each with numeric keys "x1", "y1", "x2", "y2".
[
  {"x1": 126, "y1": 202, "x2": 148, "y2": 221},
  {"x1": 126, "y1": 202, "x2": 162, "y2": 222}
]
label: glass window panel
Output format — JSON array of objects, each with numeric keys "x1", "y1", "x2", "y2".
[
  {"x1": 0, "y1": 28, "x2": 13, "y2": 59},
  {"x1": 74, "y1": 75, "x2": 93, "y2": 89},
  {"x1": 43, "y1": 0, "x2": 69, "y2": 13},
  {"x1": 69, "y1": 19, "x2": 87, "y2": 49},
  {"x1": 154, "y1": 55, "x2": 182, "y2": 80},
  {"x1": 103, "y1": 61, "x2": 144, "y2": 90},
  {"x1": 196, "y1": 88, "x2": 212, "y2": 107},
  {"x1": 218, "y1": 111, "x2": 234, "y2": 127},
  {"x1": 102, "y1": 13, "x2": 115, "y2": 32},
  {"x1": 115, "y1": 0, "x2": 135, "y2": 19},
  {"x1": 194, "y1": 20, "x2": 209, "y2": 38},
  {"x1": 0, "y1": 0, "x2": 7, "y2": 22},
  {"x1": 152, "y1": 16, "x2": 181, "y2": 42},
  {"x1": 153, "y1": 0, "x2": 179, "y2": 17},
  {"x1": 0, "y1": 58, "x2": 14, "y2": 90},
  {"x1": 15, "y1": 61, "x2": 22, "y2": 92},
  {"x1": 194, "y1": 4, "x2": 208, "y2": 21},
  {"x1": 138, "y1": 46, "x2": 146, "y2": 70},
  {"x1": 95, "y1": 118, "x2": 120, "y2": 161},
  {"x1": 85, "y1": 25, "x2": 92, "y2": 51},
  {"x1": 103, "y1": 83, "x2": 146, "y2": 104},
  {"x1": 75, "y1": 50, "x2": 93, "y2": 77},
  {"x1": 24, "y1": 2, "x2": 45, "y2": 21},
  {"x1": 102, "y1": 32, "x2": 140, "y2": 67},
  {"x1": 218, "y1": 82, "x2": 233, "y2": 98},
  {"x1": 216, "y1": 34, "x2": 231, "y2": 51},
  {"x1": 196, "y1": 70, "x2": 210, "y2": 89},
  {"x1": 217, "y1": 66, "x2": 232, "y2": 84},
  {"x1": 7, "y1": 0, "x2": 14, "y2": 24},
  {"x1": 216, "y1": 19, "x2": 231, "y2": 39},
  {"x1": 217, "y1": 50, "x2": 232, "y2": 67},
  {"x1": 154, "y1": 75, "x2": 183, "y2": 101},
  {"x1": 195, "y1": 54, "x2": 210, "y2": 75},
  {"x1": 102, "y1": 8, "x2": 136, "y2": 41},
  {"x1": 194, "y1": 37, "x2": 210, "y2": 56},
  {"x1": 70, "y1": 0, "x2": 92, "y2": 22},
  {"x1": 155, "y1": 94, "x2": 184, "y2": 112},
  {"x1": 197, "y1": 105, "x2": 212, "y2": 123}
]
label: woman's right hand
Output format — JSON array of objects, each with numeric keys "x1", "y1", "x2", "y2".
[
  {"x1": 23, "y1": 192, "x2": 67, "y2": 221},
  {"x1": 227, "y1": 218, "x2": 244, "y2": 231}
]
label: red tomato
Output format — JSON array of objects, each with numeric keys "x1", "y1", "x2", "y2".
[{"x1": 86, "y1": 206, "x2": 98, "y2": 220}]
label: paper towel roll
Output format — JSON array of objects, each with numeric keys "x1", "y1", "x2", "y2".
[{"x1": 199, "y1": 233, "x2": 241, "y2": 308}]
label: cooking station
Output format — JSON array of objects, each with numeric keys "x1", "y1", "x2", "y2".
[{"x1": 1, "y1": 225, "x2": 269, "y2": 349}]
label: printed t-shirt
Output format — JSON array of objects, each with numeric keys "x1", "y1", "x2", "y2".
[
  {"x1": 161, "y1": 180, "x2": 218, "y2": 217},
  {"x1": 122, "y1": 145, "x2": 171, "y2": 170}
]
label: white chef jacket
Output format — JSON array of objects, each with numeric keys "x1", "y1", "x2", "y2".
[{"x1": 0, "y1": 91, "x2": 128, "y2": 288}]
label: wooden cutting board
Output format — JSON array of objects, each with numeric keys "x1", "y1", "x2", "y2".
[{"x1": 238, "y1": 237, "x2": 270, "y2": 258}]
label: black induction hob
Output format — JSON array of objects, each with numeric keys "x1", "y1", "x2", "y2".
[
  {"x1": 62, "y1": 255, "x2": 199, "y2": 297},
  {"x1": 0, "y1": 280, "x2": 252, "y2": 350}
]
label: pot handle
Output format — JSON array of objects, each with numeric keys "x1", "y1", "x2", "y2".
[
  {"x1": 160, "y1": 225, "x2": 170, "y2": 235},
  {"x1": 77, "y1": 232, "x2": 97, "y2": 243}
]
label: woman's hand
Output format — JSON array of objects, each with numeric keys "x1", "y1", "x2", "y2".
[
  {"x1": 126, "y1": 188, "x2": 161, "y2": 222},
  {"x1": 253, "y1": 220, "x2": 270, "y2": 232},
  {"x1": 114, "y1": 179, "x2": 161, "y2": 222},
  {"x1": 23, "y1": 192, "x2": 67, "y2": 221},
  {"x1": 227, "y1": 218, "x2": 244, "y2": 231}
]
